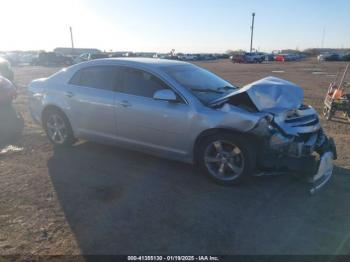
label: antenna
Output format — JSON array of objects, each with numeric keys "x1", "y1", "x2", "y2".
[{"x1": 250, "y1": 13, "x2": 255, "y2": 53}]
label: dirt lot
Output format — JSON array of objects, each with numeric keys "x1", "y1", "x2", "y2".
[{"x1": 1, "y1": 59, "x2": 350, "y2": 255}]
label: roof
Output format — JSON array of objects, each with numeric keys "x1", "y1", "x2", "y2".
[{"x1": 84, "y1": 57, "x2": 189, "y2": 68}]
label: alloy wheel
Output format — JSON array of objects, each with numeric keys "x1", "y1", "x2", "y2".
[
  {"x1": 204, "y1": 140, "x2": 245, "y2": 181},
  {"x1": 46, "y1": 114, "x2": 68, "y2": 144}
]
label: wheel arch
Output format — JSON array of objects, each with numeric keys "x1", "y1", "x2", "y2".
[{"x1": 41, "y1": 104, "x2": 67, "y2": 123}]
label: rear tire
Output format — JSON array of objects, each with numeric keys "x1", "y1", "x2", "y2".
[
  {"x1": 197, "y1": 133, "x2": 256, "y2": 185},
  {"x1": 43, "y1": 109, "x2": 75, "y2": 147}
]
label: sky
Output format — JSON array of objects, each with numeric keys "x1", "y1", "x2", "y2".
[{"x1": 0, "y1": 0, "x2": 349, "y2": 53}]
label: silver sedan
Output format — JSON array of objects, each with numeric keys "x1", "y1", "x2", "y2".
[{"x1": 28, "y1": 58, "x2": 336, "y2": 190}]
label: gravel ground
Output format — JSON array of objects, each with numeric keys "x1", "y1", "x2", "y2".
[{"x1": 0, "y1": 59, "x2": 350, "y2": 255}]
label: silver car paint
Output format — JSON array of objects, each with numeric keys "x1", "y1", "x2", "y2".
[{"x1": 28, "y1": 58, "x2": 306, "y2": 163}]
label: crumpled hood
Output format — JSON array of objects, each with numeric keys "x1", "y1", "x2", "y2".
[
  {"x1": 237, "y1": 76, "x2": 304, "y2": 112},
  {"x1": 222, "y1": 76, "x2": 320, "y2": 136}
]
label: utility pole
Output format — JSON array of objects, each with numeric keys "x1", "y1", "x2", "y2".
[
  {"x1": 250, "y1": 12, "x2": 255, "y2": 53},
  {"x1": 70, "y1": 26, "x2": 75, "y2": 51}
]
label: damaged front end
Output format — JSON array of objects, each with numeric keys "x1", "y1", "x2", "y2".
[
  {"x1": 218, "y1": 77, "x2": 337, "y2": 194},
  {"x1": 251, "y1": 106, "x2": 337, "y2": 194}
]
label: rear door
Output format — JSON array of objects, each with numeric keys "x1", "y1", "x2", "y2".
[{"x1": 67, "y1": 66, "x2": 121, "y2": 141}]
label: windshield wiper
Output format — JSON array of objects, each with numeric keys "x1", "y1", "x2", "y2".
[{"x1": 190, "y1": 88, "x2": 224, "y2": 94}]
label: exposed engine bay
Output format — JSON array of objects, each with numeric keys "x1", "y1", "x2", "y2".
[{"x1": 213, "y1": 76, "x2": 337, "y2": 194}]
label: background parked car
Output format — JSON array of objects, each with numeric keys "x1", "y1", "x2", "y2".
[
  {"x1": 110, "y1": 52, "x2": 127, "y2": 58},
  {"x1": 324, "y1": 53, "x2": 341, "y2": 61},
  {"x1": 161, "y1": 54, "x2": 179, "y2": 60},
  {"x1": 74, "y1": 53, "x2": 91, "y2": 63},
  {"x1": 33, "y1": 52, "x2": 73, "y2": 66},
  {"x1": 284, "y1": 54, "x2": 297, "y2": 61},
  {"x1": 74, "y1": 53, "x2": 110, "y2": 64},
  {"x1": 0, "y1": 57, "x2": 14, "y2": 81},
  {"x1": 19, "y1": 53, "x2": 38, "y2": 65},
  {"x1": 203, "y1": 54, "x2": 217, "y2": 60},
  {"x1": 178, "y1": 54, "x2": 196, "y2": 61},
  {"x1": 245, "y1": 52, "x2": 265, "y2": 63},
  {"x1": 265, "y1": 53, "x2": 275, "y2": 62},
  {"x1": 231, "y1": 52, "x2": 265, "y2": 63},
  {"x1": 231, "y1": 53, "x2": 246, "y2": 63},
  {"x1": 216, "y1": 54, "x2": 230, "y2": 59},
  {"x1": 255, "y1": 52, "x2": 267, "y2": 62},
  {"x1": 341, "y1": 53, "x2": 350, "y2": 61},
  {"x1": 317, "y1": 54, "x2": 326, "y2": 62},
  {"x1": 274, "y1": 54, "x2": 286, "y2": 62},
  {"x1": 2, "y1": 53, "x2": 20, "y2": 66},
  {"x1": 284, "y1": 54, "x2": 295, "y2": 61}
]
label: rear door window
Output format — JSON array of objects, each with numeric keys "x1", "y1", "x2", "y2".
[{"x1": 69, "y1": 66, "x2": 122, "y2": 91}]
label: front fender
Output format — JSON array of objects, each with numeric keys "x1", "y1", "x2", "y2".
[{"x1": 217, "y1": 103, "x2": 267, "y2": 133}]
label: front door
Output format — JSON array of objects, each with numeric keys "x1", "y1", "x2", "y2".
[{"x1": 114, "y1": 67, "x2": 191, "y2": 156}]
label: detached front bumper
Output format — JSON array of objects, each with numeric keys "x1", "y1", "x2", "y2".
[
  {"x1": 258, "y1": 132, "x2": 337, "y2": 194},
  {"x1": 310, "y1": 137, "x2": 337, "y2": 194}
]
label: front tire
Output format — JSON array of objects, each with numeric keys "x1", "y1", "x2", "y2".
[
  {"x1": 43, "y1": 109, "x2": 75, "y2": 147},
  {"x1": 198, "y1": 133, "x2": 256, "y2": 185}
]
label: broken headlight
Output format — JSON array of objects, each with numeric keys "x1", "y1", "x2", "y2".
[{"x1": 250, "y1": 114, "x2": 274, "y2": 137}]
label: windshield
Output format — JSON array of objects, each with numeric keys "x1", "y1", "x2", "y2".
[{"x1": 163, "y1": 64, "x2": 237, "y2": 104}]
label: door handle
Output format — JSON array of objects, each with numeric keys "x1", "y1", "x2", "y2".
[
  {"x1": 119, "y1": 100, "x2": 131, "y2": 108},
  {"x1": 65, "y1": 91, "x2": 74, "y2": 98}
]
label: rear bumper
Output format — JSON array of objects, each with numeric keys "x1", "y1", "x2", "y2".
[{"x1": 28, "y1": 93, "x2": 43, "y2": 126}]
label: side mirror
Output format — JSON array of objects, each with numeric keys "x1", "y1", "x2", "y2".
[{"x1": 153, "y1": 89, "x2": 178, "y2": 102}]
